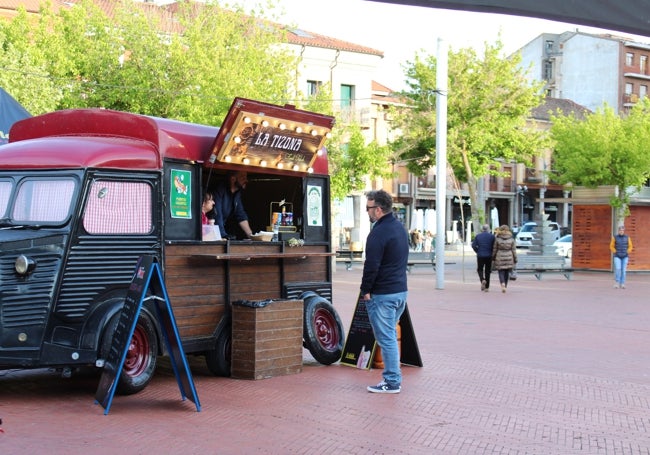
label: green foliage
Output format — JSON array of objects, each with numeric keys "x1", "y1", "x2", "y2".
[
  {"x1": 392, "y1": 40, "x2": 547, "y2": 228},
  {"x1": 0, "y1": 8, "x2": 60, "y2": 114},
  {"x1": 551, "y1": 99, "x2": 650, "y2": 212},
  {"x1": 328, "y1": 122, "x2": 395, "y2": 201},
  {"x1": 2, "y1": 0, "x2": 297, "y2": 124}
]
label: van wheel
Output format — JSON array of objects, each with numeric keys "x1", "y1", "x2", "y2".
[
  {"x1": 205, "y1": 316, "x2": 231, "y2": 376},
  {"x1": 100, "y1": 312, "x2": 158, "y2": 395},
  {"x1": 301, "y1": 292, "x2": 345, "y2": 365}
]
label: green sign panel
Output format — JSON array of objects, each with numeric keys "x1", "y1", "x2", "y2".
[{"x1": 170, "y1": 169, "x2": 192, "y2": 219}]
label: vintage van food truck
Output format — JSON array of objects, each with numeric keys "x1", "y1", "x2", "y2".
[{"x1": 0, "y1": 98, "x2": 343, "y2": 394}]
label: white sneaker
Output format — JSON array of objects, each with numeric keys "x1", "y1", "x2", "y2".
[
  {"x1": 613, "y1": 284, "x2": 619, "y2": 289},
  {"x1": 621, "y1": 284, "x2": 626, "y2": 289}
]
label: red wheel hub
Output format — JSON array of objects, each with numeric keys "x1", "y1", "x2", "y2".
[
  {"x1": 313, "y1": 308, "x2": 339, "y2": 350},
  {"x1": 123, "y1": 325, "x2": 150, "y2": 377}
]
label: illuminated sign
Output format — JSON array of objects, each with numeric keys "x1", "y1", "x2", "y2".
[{"x1": 209, "y1": 98, "x2": 335, "y2": 173}]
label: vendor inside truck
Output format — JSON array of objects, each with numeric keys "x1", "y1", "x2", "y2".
[{"x1": 210, "y1": 170, "x2": 253, "y2": 240}]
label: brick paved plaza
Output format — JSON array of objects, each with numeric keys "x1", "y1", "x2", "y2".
[{"x1": 1, "y1": 254, "x2": 650, "y2": 454}]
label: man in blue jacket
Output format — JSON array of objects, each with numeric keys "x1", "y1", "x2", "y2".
[
  {"x1": 360, "y1": 189, "x2": 409, "y2": 394},
  {"x1": 472, "y1": 224, "x2": 496, "y2": 292}
]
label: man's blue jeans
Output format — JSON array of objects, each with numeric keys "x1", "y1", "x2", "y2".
[
  {"x1": 365, "y1": 292, "x2": 407, "y2": 386},
  {"x1": 614, "y1": 256, "x2": 629, "y2": 285}
]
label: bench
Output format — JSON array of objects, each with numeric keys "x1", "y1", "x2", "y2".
[
  {"x1": 516, "y1": 254, "x2": 573, "y2": 280},
  {"x1": 336, "y1": 249, "x2": 364, "y2": 270},
  {"x1": 407, "y1": 251, "x2": 436, "y2": 273}
]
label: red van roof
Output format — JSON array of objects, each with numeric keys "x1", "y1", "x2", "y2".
[
  {"x1": 5, "y1": 108, "x2": 218, "y2": 170},
  {"x1": 4, "y1": 102, "x2": 333, "y2": 174}
]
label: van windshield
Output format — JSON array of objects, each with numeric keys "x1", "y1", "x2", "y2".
[
  {"x1": 520, "y1": 224, "x2": 536, "y2": 233},
  {"x1": 1, "y1": 177, "x2": 76, "y2": 224}
]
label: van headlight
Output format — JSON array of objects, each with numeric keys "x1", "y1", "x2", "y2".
[{"x1": 15, "y1": 255, "x2": 36, "y2": 275}]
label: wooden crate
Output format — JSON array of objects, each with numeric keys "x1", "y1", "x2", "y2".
[{"x1": 231, "y1": 299, "x2": 304, "y2": 380}]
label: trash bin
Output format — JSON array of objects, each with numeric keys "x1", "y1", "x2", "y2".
[{"x1": 231, "y1": 299, "x2": 304, "y2": 380}]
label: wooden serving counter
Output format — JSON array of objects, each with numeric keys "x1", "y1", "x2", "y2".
[{"x1": 162, "y1": 241, "x2": 333, "y2": 342}]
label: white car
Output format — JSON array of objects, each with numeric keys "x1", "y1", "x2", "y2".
[
  {"x1": 553, "y1": 234, "x2": 573, "y2": 258},
  {"x1": 515, "y1": 221, "x2": 561, "y2": 248}
]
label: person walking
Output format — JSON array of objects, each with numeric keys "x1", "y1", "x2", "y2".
[
  {"x1": 472, "y1": 224, "x2": 496, "y2": 292},
  {"x1": 492, "y1": 224, "x2": 517, "y2": 293},
  {"x1": 610, "y1": 225, "x2": 633, "y2": 289},
  {"x1": 360, "y1": 189, "x2": 409, "y2": 394}
]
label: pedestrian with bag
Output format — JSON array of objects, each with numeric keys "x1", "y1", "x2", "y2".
[
  {"x1": 492, "y1": 224, "x2": 517, "y2": 293},
  {"x1": 360, "y1": 189, "x2": 409, "y2": 394},
  {"x1": 610, "y1": 225, "x2": 633, "y2": 289},
  {"x1": 472, "y1": 224, "x2": 496, "y2": 292}
]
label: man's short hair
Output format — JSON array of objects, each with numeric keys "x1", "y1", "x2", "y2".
[
  {"x1": 366, "y1": 189, "x2": 393, "y2": 212},
  {"x1": 482, "y1": 224, "x2": 490, "y2": 232}
]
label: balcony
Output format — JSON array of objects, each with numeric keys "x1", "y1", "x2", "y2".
[
  {"x1": 525, "y1": 167, "x2": 541, "y2": 183},
  {"x1": 335, "y1": 106, "x2": 371, "y2": 128}
]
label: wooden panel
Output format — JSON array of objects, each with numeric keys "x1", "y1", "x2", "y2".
[
  {"x1": 162, "y1": 242, "x2": 332, "y2": 344},
  {"x1": 572, "y1": 205, "x2": 612, "y2": 270},
  {"x1": 231, "y1": 300, "x2": 303, "y2": 380},
  {"x1": 626, "y1": 206, "x2": 650, "y2": 270},
  {"x1": 572, "y1": 205, "x2": 650, "y2": 271},
  {"x1": 164, "y1": 243, "x2": 228, "y2": 339},
  {"x1": 573, "y1": 186, "x2": 617, "y2": 199}
]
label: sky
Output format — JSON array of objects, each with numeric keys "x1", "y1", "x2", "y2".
[{"x1": 228, "y1": 0, "x2": 650, "y2": 91}]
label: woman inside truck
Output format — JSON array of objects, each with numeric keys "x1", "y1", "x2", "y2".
[{"x1": 201, "y1": 191, "x2": 215, "y2": 225}]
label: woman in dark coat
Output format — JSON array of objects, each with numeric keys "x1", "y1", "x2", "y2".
[{"x1": 492, "y1": 224, "x2": 517, "y2": 293}]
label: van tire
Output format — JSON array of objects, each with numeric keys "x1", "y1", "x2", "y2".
[
  {"x1": 301, "y1": 292, "x2": 345, "y2": 365},
  {"x1": 100, "y1": 312, "x2": 158, "y2": 395},
  {"x1": 205, "y1": 316, "x2": 231, "y2": 376}
]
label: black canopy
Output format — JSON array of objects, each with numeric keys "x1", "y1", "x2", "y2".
[
  {"x1": 369, "y1": 0, "x2": 650, "y2": 38},
  {"x1": 0, "y1": 88, "x2": 30, "y2": 145}
]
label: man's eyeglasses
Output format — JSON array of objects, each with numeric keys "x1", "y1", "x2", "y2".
[{"x1": 366, "y1": 205, "x2": 378, "y2": 211}]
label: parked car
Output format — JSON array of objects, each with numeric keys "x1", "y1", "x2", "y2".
[
  {"x1": 553, "y1": 234, "x2": 573, "y2": 258},
  {"x1": 515, "y1": 221, "x2": 561, "y2": 248}
]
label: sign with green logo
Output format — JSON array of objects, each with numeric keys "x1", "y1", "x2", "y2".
[{"x1": 170, "y1": 169, "x2": 191, "y2": 219}]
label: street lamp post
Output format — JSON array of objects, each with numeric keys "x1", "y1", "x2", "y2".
[{"x1": 517, "y1": 185, "x2": 528, "y2": 226}]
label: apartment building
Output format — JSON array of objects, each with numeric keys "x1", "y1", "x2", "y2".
[{"x1": 518, "y1": 30, "x2": 650, "y2": 113}]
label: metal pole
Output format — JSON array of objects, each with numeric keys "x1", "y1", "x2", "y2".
[{"x1": 435, "y1": 38, "x2": 448, "y2": 290}]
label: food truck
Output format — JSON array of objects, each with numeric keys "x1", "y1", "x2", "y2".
[{"x1": 0, "y1": 98, "x2": 343, "y2": 394}]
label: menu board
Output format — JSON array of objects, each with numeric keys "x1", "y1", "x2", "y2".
[{"x1": 340, "y1": 297, "x2": 377, "y2": 369}]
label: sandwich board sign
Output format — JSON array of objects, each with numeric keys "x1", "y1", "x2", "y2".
[
  {"x1": 340, "y1": 297, "x2": 422, "y2": 369},
  {"x1": 95, "y1": 255, "x2": 201, "y2": 414}
]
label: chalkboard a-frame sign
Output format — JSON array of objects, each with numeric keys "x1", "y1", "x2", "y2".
[
  {"x1": 95, "y1": 255, "x2": 201, "y2": 414},
  {"x1": 340, "y1": 297, "x2": 422, "y2": 370}
]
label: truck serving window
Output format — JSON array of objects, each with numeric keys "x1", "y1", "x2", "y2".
[
  {"x1": 12, "y1": 178, "x2": 75, "y2": 223},
  {"x1": 0, "y1": 180, "x2": 10, "y2": 217},
  {"x1": 83, "y1": 180, "x2": 152, "y2": 234}
]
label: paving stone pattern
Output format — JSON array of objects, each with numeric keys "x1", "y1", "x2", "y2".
[{"x1": 1, "y1": 256, "x2": 650, "y2": 454}]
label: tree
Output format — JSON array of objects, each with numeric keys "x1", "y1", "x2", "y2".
[
  {"x1": 21, "y1": 0, "x2": 298, "y2": 124},
  {"x1": 0, "y1": 7, "x2": 61, "y2": 114},
  {"x1": 327, "y1": 123, "x2": 395, "y2": 201},
  {"x1": 392, "y1": 40, "x2": 547, "y2": 232},
  {"x1": 551, "y1": 99, "x2": 650, "y2": 221}
]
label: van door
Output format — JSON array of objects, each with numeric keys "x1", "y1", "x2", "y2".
[{"x1": 163, "y1": 161, "x2": 201, "y2": 241}]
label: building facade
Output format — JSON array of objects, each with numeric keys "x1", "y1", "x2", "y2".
[{"x1": 518, "y1": 30, "x2": 650, "y2": 113}]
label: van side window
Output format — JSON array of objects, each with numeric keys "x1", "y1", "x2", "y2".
[
  {"x1": 13, "y1": 179, "x2": 75, "y2": 223},
  {"x1": 0, "y1": 180, "x2": 11, "y2": 217},
  {"x1": 83, "y1": 180, "x2": 152, "y2": 234}
]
